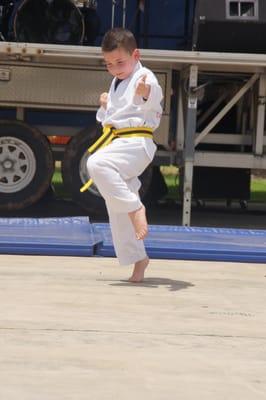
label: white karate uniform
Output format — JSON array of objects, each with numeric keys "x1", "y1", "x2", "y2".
[{"x1": 87, "y1": 61, "x2": 163, "y2": 265}]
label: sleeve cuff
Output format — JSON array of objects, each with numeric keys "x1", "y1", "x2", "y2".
[
  {"x1": 96, "y1": 106, "x2": 106, "y2": 122},
  {"x1": 140, "y1": 83, "x2": 163, "y2": 110}
]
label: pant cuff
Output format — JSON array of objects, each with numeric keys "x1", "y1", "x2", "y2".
[{"x1": 117, "y1": 250, "x2": 147, "y2": 266}]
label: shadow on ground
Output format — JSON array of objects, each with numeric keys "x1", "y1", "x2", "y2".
[{"x1": 109, "y1": 278, "x2": 195, "y2": 292}]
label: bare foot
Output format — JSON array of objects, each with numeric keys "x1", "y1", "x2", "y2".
[
  {"x1": 128, "y1": 205, "x2": 148, "y2": 240},
  {"x1": 128, "y1": 257, "x2": 149, "y2": 283}
]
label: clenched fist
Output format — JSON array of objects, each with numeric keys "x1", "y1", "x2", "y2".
[
  {"x1": 99, "y1": 92, "x2": 108, "y2": 109},
  {"x1": 135, "y1": 75, "x2": 151, "y2": 100}
]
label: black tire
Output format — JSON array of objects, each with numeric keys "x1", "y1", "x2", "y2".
[
  {"x1": 62, "y1": 125, "x2": 153, "y2": 215},
  {"x1": 0, "y1": 120, "x2": 54, "y2": 211}
]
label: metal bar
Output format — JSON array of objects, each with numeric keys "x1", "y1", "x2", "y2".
[
  {"x1": 0, "y1": 43, "x2": 265, "y2": 62},
  {"x1": 196, "y1": 133, "x2": 254, "y2": 145},
  {"x1": 176, "y1": 75, "x2": 185, "y2": 151},
  {"x1": 182, "y1": 65, "x2": 198, "y2": 227},
  {"x1": 122, "y1": 0, "x2": 126, "y2": 28},
  {"x1": 195, "y1": 151, "x2": 266, "y2": 169},
  {"x1": 182, "y1": 161, "x2": 194, "y2": 226},
  {"x1": 240, "y1": 110, "x2": 248, "y2": 152},
  {"x1": 236, "y1": 97, "x2": 244, "y2": 133},
  {"x1": 195, "y1": 73, "x2": 259, "y2": 146},
  {"x1": 197, "y1": 90, "x2": 228, "y2": 128},
  {"x1": 255, "y1": 74, "x2": 266, "y2": 155},
  {"x1": 4, "y1": 43, "x2": 266, "y2": 72},
  {"x1": 111, "y1": 0, "x2": 116, "y2": 28}
]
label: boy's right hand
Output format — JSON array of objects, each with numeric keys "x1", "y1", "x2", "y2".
[{"x1": 99, "y1": 92, "x2": 108, "y2": 109}]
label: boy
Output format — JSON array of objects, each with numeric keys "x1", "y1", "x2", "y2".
[{"x1": 86, "y1": 28, "x2": 163, "y2": 282}]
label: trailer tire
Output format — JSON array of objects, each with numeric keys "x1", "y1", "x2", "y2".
[
  {"x1": 0, "y1": 120, "x2": 54, "y2": 210},
  {"x1": 62, "y1": 126, "x2": 153, "y2": 215}
]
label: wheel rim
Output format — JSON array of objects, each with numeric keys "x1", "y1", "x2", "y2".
[
  {"x1": 0, "y1": 136, "x2": 36, "y2": 193},
  {"x1": 79, "y1": 151, "x2": 102, "y2": 197}
]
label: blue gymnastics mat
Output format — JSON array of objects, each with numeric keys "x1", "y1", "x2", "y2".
[
  {"x1": 0, "y1": 217, "x2": 101, "y2": 256},
  {"x1": 93, "y1": 223, "x2": 266, "y2": 263}
]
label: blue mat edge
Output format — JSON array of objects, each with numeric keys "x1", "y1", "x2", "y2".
[
  {"x1": 95, "y1": 246, "x2": 266, "y2": 263},
  {"x1": 0, "y1": 216, "x2": 100, "y2": 257},
  {"x1": 93, "y1": 223, "x2": 266, "y2": 263},
  {"x1": 1, "y1": 218, "x2": 266, "y2": 262}
]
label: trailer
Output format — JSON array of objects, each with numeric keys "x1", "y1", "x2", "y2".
[
  {"x1": 0, "y1": 42, "x2": 265, "y2": 219},
  {"x1": 0, "y1": 0, "x2": 265, "y2": 225}
]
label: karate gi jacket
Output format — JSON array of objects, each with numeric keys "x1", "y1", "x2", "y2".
[{"x1": 96, "y1": 61, "x2": 163, "y2": 160}]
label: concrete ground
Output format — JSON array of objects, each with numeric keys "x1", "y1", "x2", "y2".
[{"x1": 0, "y1": 255, "x2": 266, "y2": 399}]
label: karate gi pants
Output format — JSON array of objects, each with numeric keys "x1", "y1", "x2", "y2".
[{"x1": 86, "y1": 138, "x2": 152, "y2": 266}]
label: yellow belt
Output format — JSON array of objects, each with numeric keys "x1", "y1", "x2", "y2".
[{"x1": 80, "y1": 125, "x2": 153, "y2": 192}]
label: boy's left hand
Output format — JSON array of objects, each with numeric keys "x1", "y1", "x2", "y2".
[{"x1": 135, "y1": 75, "x2": 151, "y2": 100}]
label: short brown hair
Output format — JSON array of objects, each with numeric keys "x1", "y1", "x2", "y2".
[{"x1": 101, "y1": 28, "x2": 137, "y2": 53}]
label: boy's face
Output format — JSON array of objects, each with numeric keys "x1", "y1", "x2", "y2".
[{"x1": 103, "y1": 47, "x2": 140, "y2": 80}]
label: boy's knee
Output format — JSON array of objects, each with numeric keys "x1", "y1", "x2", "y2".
[{"x1": 87, "y1": 155, "x2": 105, "y2": 179}]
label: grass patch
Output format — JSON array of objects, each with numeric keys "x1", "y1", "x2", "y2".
[
  {"x1": 162, "y1": 173, "x2": 180, "y2": 200},
  {"x1": 52, "y1": 165, "x2": 70, "y2": 198},
  {"x1": 250, "y1": 178, "x2": 266, "y2": 202}
]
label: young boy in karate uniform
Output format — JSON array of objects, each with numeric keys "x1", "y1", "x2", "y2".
[{"x1": 86, "y1": 28, "x2": 163, "y2": 282}]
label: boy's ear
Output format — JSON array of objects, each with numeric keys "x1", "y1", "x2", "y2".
[{"x1": 133, "y1": 48, "x2": 140, "y2": 60}]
